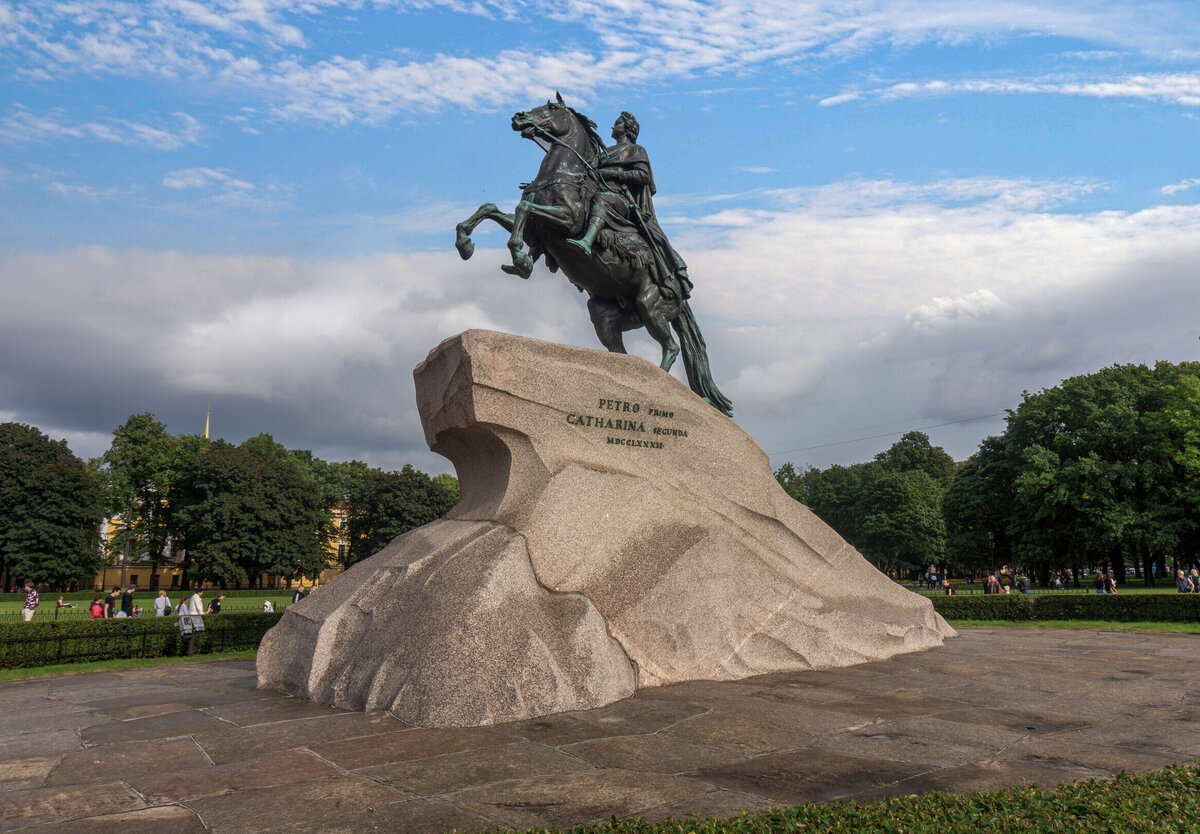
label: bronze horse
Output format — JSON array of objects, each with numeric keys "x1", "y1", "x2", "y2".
[{"x1": 454, "y1": 95, "x2": 732, "y2": 416}]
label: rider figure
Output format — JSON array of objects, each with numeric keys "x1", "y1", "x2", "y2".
[{"x1": 568, "y1": 112, "x2": 692, "y2": 300}]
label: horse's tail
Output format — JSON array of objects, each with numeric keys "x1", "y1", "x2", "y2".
[{"x1": 672, "y1": 302, "x2": 733, "y2": 417}]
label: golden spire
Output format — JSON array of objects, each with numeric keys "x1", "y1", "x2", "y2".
[{"x1": 205, "y1": 405, "x2": 210, "y2": 440}]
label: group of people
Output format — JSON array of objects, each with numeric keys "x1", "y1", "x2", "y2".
[
  {"x1": 1093, "y1": 571, "x2": 1120, "y2": 594},
  {"x1": 1176, "y1": 569, "x2": 1200, "y2": 593},
  {"x1": 84, "y1": 585, "x2": 229, "y2": 618},
  {"x1": 17, "y1": 580, "x2": 308, "y2": 622}
]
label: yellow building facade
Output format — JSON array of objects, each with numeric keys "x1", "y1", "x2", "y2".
[{"x1": 92, "y1": 503, "x2": 349, "y2": 591}]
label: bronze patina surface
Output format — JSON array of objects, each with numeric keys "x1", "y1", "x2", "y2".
[{"x1": 455, "y1": 95, "x2": 732, "y2": 415}]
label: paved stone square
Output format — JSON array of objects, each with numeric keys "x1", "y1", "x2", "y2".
[{"x1": 1, "y1": 628, "x2": 1197, "y2": 832}]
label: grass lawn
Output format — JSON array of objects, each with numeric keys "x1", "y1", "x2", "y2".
[
  {"x1": 0, "y1": 648, "x2": 259, "y2": 682},
  {"x1": 948, "y1": 619, "x2": 1200, "y2": 633}
]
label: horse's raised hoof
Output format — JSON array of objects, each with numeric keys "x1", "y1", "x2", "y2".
[
  {"x1": 455, "y1": 229, "x2": 475, "y2": 260},
  {"x1": 501, "y1": 251, "x2": 533, "y2": 279}
]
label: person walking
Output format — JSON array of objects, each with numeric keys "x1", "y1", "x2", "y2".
[
  {"x1": 153, "y1": 590, "x2": 172, "y2": 616},
  {"x1": 104, "y1": 586, "x2": 121, "y2": 617},
  {"x1": 292, "y1": 586, "x2": 305, "y2": 604},
  {"x1": 186, "y1": 588, "x2": 205, "y2": 615},
  {"x1": 120, "y1": 584, "x2": 136, "y2": 618},
  {"x1": 21, "y1": 580, "x2": 39, "y2": 622},
  {"x1": 1094, "y1": 571, "x2": 1106, "y2": 594},
  {"x1": 89, "y1": 595, "x2": 105, "y2": 618},
  {"x1": 206, "y1": 593, "x2": 226, "y2": 615},
  {"x1": 1106, "y1": 571, "x2": 1118, "y2": 595}
]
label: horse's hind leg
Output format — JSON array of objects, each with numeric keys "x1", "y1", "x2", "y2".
[
  {"x1": 456, "y1": 203, "x2": 514, "y2": 260},
  {"x1": 634, "y1": 278, "x2": 680, "y2": 371},
  {"x1": 587, "y1": 296, "x2": 639, "y2": 354}
]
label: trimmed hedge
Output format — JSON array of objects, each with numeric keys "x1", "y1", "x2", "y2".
[
  {"x1": 932, "y1": 592, "x2": 1200, "y2": 622},
  {"x1": 0, "y1": 612, "x2": 283, "y2": 669},
  {"x1": 522, "y1": 763, "x2": 1200, "y2": 833}
]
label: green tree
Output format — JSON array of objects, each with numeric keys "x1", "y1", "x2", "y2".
[
  {"x1": 855, "y1": 469, "x2": 946, "y2": 575},
  {"x1": 773, "y1": 462, "x2": 807, "y2": 503},
  {"x1": 173, "y1": 440, "x2": 327, "y2": 587},
  {"x1": 432, "y1": 473, "x2": 461, "y2": 507},
  {"x1": 98, "y1": 414, "x2": 208, "y2": 585},
  {"x1": 345, "y1": 465, "x2": 457, "y2": 567},
  {"x1": 943, "y1": 436, "x2": 1013, "y2": 575},
  {"x1": 0, "y1": 423, "x2": 105, "y2": 587},
  {"x1": 804, "y1": 461, "x2": 879, "y2": 544},
  {"x1": 875, "y1": 431, "x2": 956, "y2": 489},
  {"x1": 947, "y1": 362, "x2": 1200, "y2": 585}
]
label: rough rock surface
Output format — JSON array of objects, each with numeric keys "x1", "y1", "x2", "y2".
[{"x1": 257, "y1": 330, "x2": 954, "y2": 727}]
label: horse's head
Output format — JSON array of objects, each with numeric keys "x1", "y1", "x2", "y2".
[
  {"x1": 511, "y1": 93, "x2": 605, "y2": 159},
  {"x1": 511, "y1": 93, "x2": 577, "y2": 142}
]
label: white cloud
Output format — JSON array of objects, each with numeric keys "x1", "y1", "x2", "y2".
[
  {"x1": 824, "y1": 72, "x2": 1200, "y2": 108},
  {"x1": 163, "y1": 167, "x2": 254, "y2": 191},
  {"x1": 0, "y1": 108, "x2": 202, "y2": 149},
  {"x1": 47, "y1": 181, "x2": 130, "y2": 199},
  {"x1": 1162, "y1": 177, "x2": 1200, "y2": 195},
  {"x1": 675, "y1": 176, "x2": 1104, "y2": 222},
  {"x1": 906, "y1": 289, "x2": 1008, "y2": 331},
  {"x1": 818, "y1": 91, "x2": 861, "y2": 106},
  {"x1": 7, "y1": 1, "x2": 1200, "y2": 122}
]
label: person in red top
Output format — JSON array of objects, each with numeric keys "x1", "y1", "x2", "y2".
[{"x1": 89, "y1": 595, "x2": 105, "y2": 618}]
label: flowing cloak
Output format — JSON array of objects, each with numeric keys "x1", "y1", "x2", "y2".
[{"x1": 597, "y1": 141, "x2": 693, "y2": 300}]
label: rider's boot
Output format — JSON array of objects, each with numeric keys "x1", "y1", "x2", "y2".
[{"x1": 567, "y1": 216, "x2": 602, "y2": 257}]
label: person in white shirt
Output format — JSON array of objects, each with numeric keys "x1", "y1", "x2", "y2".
[{"x1": 187, "y1": 589, "x2": 205, "y2": 615}]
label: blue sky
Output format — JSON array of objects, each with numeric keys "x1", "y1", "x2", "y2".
[{"x1": 1, "y1": 1, "x2": 1198, "y2": 475}]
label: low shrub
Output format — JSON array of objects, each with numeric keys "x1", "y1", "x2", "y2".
[
  {"x1": 932, "y1": 592, "x2": 1200, "y2": 622},
  {"x1": 528, "y1": 763, "x2": 1200, "y2": 833},
  {"x1": 0, "y1": 611, "x2": 284, "y2": 669}
]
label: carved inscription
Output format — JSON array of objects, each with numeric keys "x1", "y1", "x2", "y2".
[{"x1": 565, "y1": 397, "x2": 692, "y2": 450}]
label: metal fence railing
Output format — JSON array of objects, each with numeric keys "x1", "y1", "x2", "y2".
[
  {"x1": 0, "y1": 612, "x2": 283, "y2": 668},
  {"x1": 0, "y1": 600, "x2": 292, "y2": 622}
]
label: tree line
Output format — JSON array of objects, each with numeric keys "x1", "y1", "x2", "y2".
[
  {"x1": 775, "y1": 361, "x2": 1200, "y2": 586},
  {"x1": 0, "y1": 414, "x2": 458, "y2": 590}
]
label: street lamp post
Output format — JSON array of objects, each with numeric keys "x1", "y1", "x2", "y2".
[{"x1": 988, "y1": 531, "x2": 996, "y2": 578}]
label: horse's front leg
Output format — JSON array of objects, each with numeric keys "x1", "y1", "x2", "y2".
[
  {"x1": 456, "y1": 203, "x2": 515, "y2": 260},
  {"x1": 502, "y1": 199, "x2": 576, "y2": 278}
]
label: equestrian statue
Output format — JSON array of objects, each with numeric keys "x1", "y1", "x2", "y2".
[{"x1": 455, "y1": 94, "x2": 733, "y2": 416}]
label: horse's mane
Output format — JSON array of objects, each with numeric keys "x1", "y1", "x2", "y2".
[{"x1": 566, "y1": 107, "x2": 606, "y2": 161}]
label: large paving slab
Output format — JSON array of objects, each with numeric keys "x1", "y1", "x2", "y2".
[{"x1": 0, "y1": 629, "x2": 1197, "y2": 832}]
